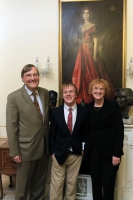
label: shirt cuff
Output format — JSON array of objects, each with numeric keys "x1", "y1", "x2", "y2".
[{"x1": 82, "y1": 142, "x2": 85, "y2": 150}]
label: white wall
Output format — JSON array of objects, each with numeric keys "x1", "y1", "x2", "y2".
[
  {"x1": 0, "y1": 0, "x2": 59, "y2": 137},
  {"x1": 0, "y1": 0, "x2": 133, "y2": 138},
  {"x1": 127, "y1": 0, "x2": 133, "y2": 81},
  {"x1": 126, "y1": 0, "x2": 133, "y2": 116}
]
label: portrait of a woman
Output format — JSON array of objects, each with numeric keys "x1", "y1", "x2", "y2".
[{"x1": 72, "y1": 6, "x2": 115, "y2": 104}]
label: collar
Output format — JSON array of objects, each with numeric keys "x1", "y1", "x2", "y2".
[
  {"x1": 64, "y1": 103, "x2": 77, "y2": 111},
  {"x1": 24, "y1": 85, "x2": 38, "y2": 96}
]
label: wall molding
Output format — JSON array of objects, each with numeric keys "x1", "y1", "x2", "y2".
[{"x1": 0, "y1": 137, "x2": 7, "y2": 145}]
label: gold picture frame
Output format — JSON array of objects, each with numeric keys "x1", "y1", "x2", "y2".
[{"x1": 59, "y1": 0, "x2": 126, "y2": 104}]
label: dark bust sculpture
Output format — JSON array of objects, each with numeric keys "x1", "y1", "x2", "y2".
[
  {"x1": 49, "y1": 90, "x2": 58, "y2": 108},
  {"x1": 80, "y1": 98, "x2": 86, "y2": 106},
  {"x1": 115, "y1": 88, "x2": 133, "y2": 119}
]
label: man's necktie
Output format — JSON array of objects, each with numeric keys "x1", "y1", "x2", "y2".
[
  {"x1": 33, "y1": 93, "x2": 43, "y2": 120},
  {"x1": 67, "y1": 108, "x2": 72, "y2": 133}
]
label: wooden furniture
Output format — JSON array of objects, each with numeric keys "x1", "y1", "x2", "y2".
[{"x1": 0, "y1": 141, "x2": 16, "y2": 199}]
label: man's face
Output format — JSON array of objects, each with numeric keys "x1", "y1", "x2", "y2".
[
  {"x1": 62, "y1": 85, "x2": 77, "y2": 107},
  {"x1": 22, "y1": 67, "x2": 39, "y2": 92}
]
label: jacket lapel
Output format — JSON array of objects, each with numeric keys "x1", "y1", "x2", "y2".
[
  {"x1": 72, "y1": 104, "x2": 81, "y2": 134},
  {"x1": 38, "y1": 87, "x2": 46, "y2": 122},
  {"x1": 59, "y1": 105, "x2": 68, "y2": 126},
  {"x1": 21, "y1": 85, "x2": 43, "y2": 121}
]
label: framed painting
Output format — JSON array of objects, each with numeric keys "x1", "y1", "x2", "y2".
[
  {"x1": 76, "y1": 174, "x2": 92, "y2": 200},
  {"x1": 59, "y1": 0, "x2": 126, "y2": 104}
]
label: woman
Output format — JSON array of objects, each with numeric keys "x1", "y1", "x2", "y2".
[
  {"x1": 84, "y1": 78, "x2": 124, "y2": 200},
  {"x1": 72, "y1": 7, "x2": 115, "y2": 104}
]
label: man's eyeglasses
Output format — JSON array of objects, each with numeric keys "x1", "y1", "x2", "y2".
[
  {"x1": 63, "y1": 90, "x2": 75, "y2": 94},
  {"x1": 24, "y1": 73, "x2": 39, "y2": 79}
]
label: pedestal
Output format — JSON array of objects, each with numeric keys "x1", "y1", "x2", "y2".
[{"x1": 114, "y1": 125, "x2": 133, "y2": 200}]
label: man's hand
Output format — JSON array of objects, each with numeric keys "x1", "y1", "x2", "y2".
[
  {"x1": 112, "y1": 156, "x2": 120, "y2": 166},
  {"x1": 81, "y1": 151, "x2": 84, "y2": 156},
  {"x1": 13, "y1": 155, "x2": 22, "y2": 163}
]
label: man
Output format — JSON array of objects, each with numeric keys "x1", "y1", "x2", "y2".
[
  {"x1": 6, "y1": 64, "x2": 50, "y2": 200},
  {"x1": 49, "y1": 82, "x2": 87, "y2": 200}
]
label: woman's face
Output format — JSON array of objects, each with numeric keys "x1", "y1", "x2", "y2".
[
  {"x1": 82, "y1": 9, "x2": 90, "y2": 20},
  {"x1": 91, "y1": 83, "x2": 105, "y2": 101}
]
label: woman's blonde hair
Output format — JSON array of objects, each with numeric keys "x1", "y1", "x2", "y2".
[{"x1": 88, "y1": 78, "x2": 110, "y2": 98}]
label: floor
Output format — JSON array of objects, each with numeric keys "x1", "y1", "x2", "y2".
[
  {"x1": 0, "y1": 175, "x2": 50, "y2": 200},
  {"x1": 0, "y1": 175, "x2": 15, "y2": 200},
  {"x1": 1, "y1": 174, "x2": 92, "y2": 200}
]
